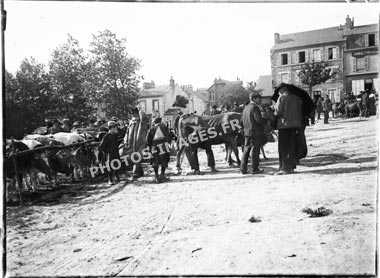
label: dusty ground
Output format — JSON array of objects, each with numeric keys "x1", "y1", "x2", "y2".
[{"x1": 5, "y1": 116, "x2": 378, "y2": 276}]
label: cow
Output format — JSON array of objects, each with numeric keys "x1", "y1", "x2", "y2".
[
  {"x1": 175, "y1": 112, "x2": 242, "y2": 174},
  {"x1": 5, "y1": 140, "x2": 54, "y2": 202}
]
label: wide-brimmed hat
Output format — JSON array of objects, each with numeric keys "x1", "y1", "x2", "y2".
[{"x1": 107, "y1": 121, "x2": 118, "y2": 128}]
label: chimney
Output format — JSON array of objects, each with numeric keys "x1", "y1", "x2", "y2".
[
  {"x1": 143, "y1": 81, "x2": 155, "y2": 90},
  {"x1": 151, "y1": 81, "x2": 155, "y2": 88},
  {"x1": 345, "y1": 15, "x2": 354, "y2": 29},
  {"x1": 274, "y1": 33, "x2": 280, "y2": 43},
  {"x1": 170, "y1": 76, "x2": 175, "y2": 89}
]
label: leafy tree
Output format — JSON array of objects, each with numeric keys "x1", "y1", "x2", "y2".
[
  {"x1": 297, "y1": 61, "x2": 337, "y2": 95},
  {"x1": 218, "y1": 84, "x2": 248, "y2": 106},
  {"x1": 88, "y1": 30, "x2": 142, "y2": 119},
  {"x1": 49, "y1": 35, "x2": 94, "y2": 121},
  {"x1": 8, "y1": 58, "x2": 54, "y2": 137},
  {"x1": 173, "y1": 95, "x2": 189, "y2": 108}
]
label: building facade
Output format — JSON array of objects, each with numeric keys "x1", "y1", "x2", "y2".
[
  {"x1": 208, "y1": 77, "x2": 243, "y2": 106},
  {"x1": 137, "y1": 77, "x2": 190, "y2": 122},
  {"x1": 271, "y1": 15, "x2": 378, "y2": 103},
  {"x1": 255, "y1": 75, "x2": 273, "y2": 105}
]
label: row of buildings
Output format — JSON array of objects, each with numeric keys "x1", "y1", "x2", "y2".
[
  {"x1": 135, "y1": 15, "x2": 378, "y2": 123},
  {"x1": 271, "y1": 15, "x2": 378, "y2": 103}
]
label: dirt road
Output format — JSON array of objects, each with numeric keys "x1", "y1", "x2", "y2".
[{"x1": 5, "y1": 116, "x2": 377, "y2": 276}]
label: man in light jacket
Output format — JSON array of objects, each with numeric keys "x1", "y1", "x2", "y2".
[{"x1": 274, "y1": 86, "x2": 303, "y2": 175}]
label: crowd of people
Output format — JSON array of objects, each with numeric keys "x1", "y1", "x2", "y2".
[{"x1": 39, "y1": 86, "x2": 378, "y2": 184}]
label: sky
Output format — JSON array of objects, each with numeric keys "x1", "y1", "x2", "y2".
[{"x1": 4, "y1": 1, "x2": 380, "y2": 89}]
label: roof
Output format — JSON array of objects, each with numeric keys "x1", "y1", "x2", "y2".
[
  {"x1": 208, "y1": 78, "x2": 243, "y2": 91},
  {"x1": 272, "y1": 26, "x2": 344, "y2": 51},
  {"x1": 256, "y1": 75, "x2": 273, "y2": 97},
  {"x1": 193, "y1": 90, "x2": 209, "y2": 102},
  {"x1": 138, "y1": 85, "x2": 170, "y2": 98},
  {"x1": 343, "y1": 23, "x2": 379, "y2": 36}
]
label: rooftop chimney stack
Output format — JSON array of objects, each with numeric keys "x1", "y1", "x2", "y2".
[
  {"x1": 274, "y1": 33, "x2": 280, "y2": 43},
  {"x1": 170, "y1": 76, "x2": 175, "y2": 89}
]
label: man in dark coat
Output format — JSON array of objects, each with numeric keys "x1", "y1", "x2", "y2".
[
  {"x1": 240, "y1": 92, "x2": 267, "y2": 174},
  {"x1": 99, "y1": 121, "x2": 121, "y2": 185},
  {"x1": 274, "y1": 86, "x2": 303, "y2": 175},
  {"x1": 361, "y1": 91, "x2": 369, "y2": 117},
  {"x1": 146, "y1": 114, "x2": 172, "y2": 183}
]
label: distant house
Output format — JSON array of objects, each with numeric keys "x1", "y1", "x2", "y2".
[
  {"x1": 208, "y1": 77, "x2": 243, "y2": 106},
  {"x1": 255, "y1": 75, "x2": 273, "y2": 105},
  {"x1": 138, "y1": 77, "x2": 190, "y2": 125}
]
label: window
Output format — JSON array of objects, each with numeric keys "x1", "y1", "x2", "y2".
[
  {"x1": 368, "y1": 34, "x2": 376, "y2": 46},
  {"x1": 328, "y1": 47, "x2": 337, "y2": 60},
  {"x1": 328, "y1": 89, "x2": 337, "y2": 103},
  {"x1": 313, "y1": 49, "x2": 321, "y2": 61},
  {"x1": 352, "y1": 80, "x2": 364, "y2": 95},
  {"x1": 280, "y1": 72, "x2": 290, "y2": 83},
  {"x1": 298, "y1": 51, "x2": 306, "y2": 63},
  {"x1": 139, "y1": 100, "x2": 146, "y2": 112},
  {"x1": 152, "y1": 99, "x2": 159, "y2": 112},
  {"x1": 356, "y1": 57, "x2": 365, "y2": 71},
  {"x1": 281, "y1": 53, "x2": 288, "y2": 65}
]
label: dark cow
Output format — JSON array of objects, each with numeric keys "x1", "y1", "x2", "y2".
[
  {"x1": 175, "y1": 112, "x2": 242, "y2": 174},
  {"x1": 345, "y1": 101, "x2": 360, "y2": 118}
]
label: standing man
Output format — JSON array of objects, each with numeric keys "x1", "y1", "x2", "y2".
[
  {"x1": 322, "y1": 95, "x2": 331, "y2": 124},
  {"x1": 240, "y1": 92, "x2": 267, "y2": 175},
  {"x1": 361, "y1": 91, "x2": 369, "y2": 117},
  {"x1": 99, "y1": 121, "x2": 121, "y2": 185},
  {"x1": 316, "y1": 97, "x2": 323, "y2": 120},
  {"x1": 274, "y1": 86, "x2": 303, "y2": 175},
  {"x1": 146, "y1": 113, "x2": 172, "y2": 183}
]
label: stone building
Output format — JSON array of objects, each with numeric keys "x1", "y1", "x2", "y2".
[
  {"x1": 208, "y1": 77, "x2": 243, "y2": 106},
  {"x1": 255, "y1": 75, "x2": 273, "y2": 105},
  {"x1": 271, "y1": 21, "x2": 344, "y2": 102},
  {"x1": 343, "y1": 17, "x2": 379, "y2": 94},
  {"x1": 137, "y1": 77, "x2": 190, "y2": 123},
  {"x1": 271, "y1": 15, "x2": 378, "y2": 103}
]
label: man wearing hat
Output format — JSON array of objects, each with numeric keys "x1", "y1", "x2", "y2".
[
  {"x1": 240, "y1": 92, "x2": 267, "y2": 175},
  {"x1": 274, "y1": 85, "x2": 303, "y2": 175},
  {"x1": 99, "y1": 120, "x2": 121, "y2": 185},
  {"x1": 146, "y1": 113, "x2": 171, "y2": 183}
]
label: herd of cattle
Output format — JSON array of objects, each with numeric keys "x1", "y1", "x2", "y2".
[{"x1": 5, "y1": 111, "x2": 275, "y2": 203}]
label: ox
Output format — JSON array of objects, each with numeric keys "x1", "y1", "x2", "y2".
[
  {"x1": 5, "y1": 140, "x2": 53, "y2": 202},
  {"x1": 175, "y1": 112, "x2": 242, "y2": 174}
]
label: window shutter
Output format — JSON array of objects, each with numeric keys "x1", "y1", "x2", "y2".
[
  {"x1": 375, "y1": 33, "x2": 379, "y2": 46},
  {"x1": 325, "y1": 48, "x2": 329, "y2": 60},
  {"x1": 352, "y1": 57, "x2": 357, "y2": 72},
  {"x1": 365, "y1": 56, "x2": 370, "y2": 71},
  {"x1": 336, "y1": 46, "x2": 340, "y2": 59},
  {"x1": 320, "y1": 48, "x2": 323, "y2": 61},
  {"x1": 305, "y1": 50, "x2": 308, "y2": 62},
  {"x1": 365, "y1": 34, "x2": 369, "y2": 47},
  {"x1": 294, "y1": 52, "x2": 298, "y2": 64}
]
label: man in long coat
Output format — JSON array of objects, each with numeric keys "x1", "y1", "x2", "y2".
[
  {"x1": 240, "y1": 92, "x2": 267, "y2": 174},
  {"x1": 274, "y1": 86, "x2": 303, "y2": 175}
]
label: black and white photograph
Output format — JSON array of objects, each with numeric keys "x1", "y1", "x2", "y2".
[{"x1": 2, "y1": 1, "x2": 379, "y2": 276}]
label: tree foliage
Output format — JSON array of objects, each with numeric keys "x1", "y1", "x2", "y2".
[
  {"x1": 173, "y1": 95, "x2": 189, "y2": 108},
  {"x1": 5, "y1": 30, "x2": 143, "y2": 138},
  {"x1": 219, "y1": 83, "x2": 263, "y2": 106},
  {"x1": 88, "y1": 30, "x2": 142, "y2": 119},
  {"x1": 49, "y1": 35, "x2": 94, "y2": 121},
  {"x1": 297, "y1": 61, "x2": 337, "y2": 94}
]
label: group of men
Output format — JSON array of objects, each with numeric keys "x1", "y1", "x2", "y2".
[{"x1": 240, "y1": 86, "x2": 303, "y2": 176}]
